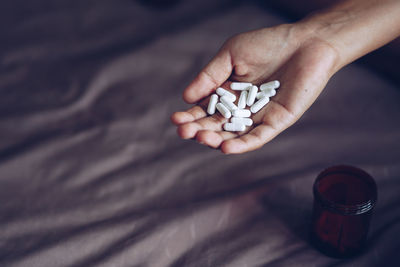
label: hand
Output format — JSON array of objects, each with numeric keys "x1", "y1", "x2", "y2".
[{"x1": 171, "y1": 23, "x2": 339, "y2": 154}]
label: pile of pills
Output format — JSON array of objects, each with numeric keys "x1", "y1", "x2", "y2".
[{"x1": 207, "y1": 80, "x2": 280, "y2": 132}]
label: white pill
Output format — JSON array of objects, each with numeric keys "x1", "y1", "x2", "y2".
[
  {"x1": 216, "y1": 103, "x2": 232, "y2": 118},
  {"x1": 260, "y1": 80, "x2": 280, "y2": 91},
  {"x1": 232, "y1": 109, "x2": 251, "y2": 118},
  {"x1": 265, "y1": 89, "x2": 277, "y2": 97},
  {"x1": 216, "y1": 87, "x2": 236, "y2": 101},
  {"x1": 256, "y1": 92, "x2": 264, "y2": 100},
  {"x1": 220, "y1": 96, "x2": 238, "y2": 111},
  {"x1": 224, "y1": 122, "x2": 245, "y2": 132},
  {"x1": 230, "y1": 82, "x2": 252, "y2": 90},
  {"x1": 250, "y1": 97, "x2": 270, "y2": 113},
  {"x1": 231, "y1": 117, "x2": 253, "y2": 126},
  {"x1": 256, "y1": 89, "x2": 276, "y2": 99},
  {"x1": 246, "y1": 85, "x2": 258, "y2": 106},
  {"x1": 207, "y1": 94, "x2": 218, "y2": 115},
  {"x1": 238, "y1": 90, "x2": 247, "y2": 109}
]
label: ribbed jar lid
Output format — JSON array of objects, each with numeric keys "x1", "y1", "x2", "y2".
[{"x1": 313, "y1": 165, "x2": 378, "y2": 215}]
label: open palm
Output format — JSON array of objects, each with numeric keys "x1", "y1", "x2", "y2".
[{"x1": 171, "y1": 24, "x2": 339, "y2": 154}]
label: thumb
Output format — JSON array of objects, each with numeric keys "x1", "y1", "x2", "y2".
[{"x1": 183, "y1": 48, "x2": 232, "y2": 104}]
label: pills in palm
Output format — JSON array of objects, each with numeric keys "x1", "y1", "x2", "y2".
[
  {"x1": 207, "y1": 94, "x2": 218, "y2": 115},
  {"x1": 231, "y1": 117, "x2": 253, "y2": 126},
  {"x1": 250, "y1": 96, "x2": 270, "y2": 113},
  {"x1": 232, "y1": 109, "x2": 251, "y2": 118},
  {"x1": 246, "y1": 85, "x2": 258, "y2": 106},
  {"x1": 207, "y1": 81, "x2": 280, "y2": 132},
  {"x1": 224, "y1": 122, "x2": 245, "y2": 132},
  {"x1": 260, "y1": 80, "x2": 280, "y2": 90},
  {"x1": 216, "y1": 87, "x2": 236, "y2": 102},
  {"x1": 256, "y1": 89, "x2": 276, "y2": 99},
  {"x1": 220, "y1": 95, "x2": 238, "y2": 111},
  {"x1": 230, "y1": 82, "x2": 252, "y2": 90},
  {"x1": 238, "y1": 91, "x2": 247, "y2": 109},
  {"x1": 216, "y1": 102, "x2": 231, "y2": 119}
]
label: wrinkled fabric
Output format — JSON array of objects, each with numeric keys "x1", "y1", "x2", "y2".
[{"x1": 1, "y1": 1, "x2": 399, "y2": 266}]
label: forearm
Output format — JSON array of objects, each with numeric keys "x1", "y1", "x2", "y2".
[{"x1": 298, "y1": 0, "x2": 400, "y2": 72}]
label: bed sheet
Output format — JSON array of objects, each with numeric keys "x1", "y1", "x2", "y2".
[{"x1": 1, "y1": 1, "x2": 399, "y2": 266}]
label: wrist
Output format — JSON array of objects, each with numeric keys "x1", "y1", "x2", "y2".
[
  {"x1": 292, "y1": 17, "x2": 344, "y2": 75},
  {"x1": 295, "y1": 0, "x2": 400, "y2": 72}
]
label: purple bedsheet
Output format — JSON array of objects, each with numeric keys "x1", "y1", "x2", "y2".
[{"x1": 1, "y1": 1, "x2": 399, "y2": 266}]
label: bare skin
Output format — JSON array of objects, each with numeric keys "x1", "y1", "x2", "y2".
[{"x1": 171, "y1": 0, "x2": 400, "y2": 154}]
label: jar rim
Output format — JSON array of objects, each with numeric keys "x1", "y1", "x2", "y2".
[{"x1": 313, "y1": 165, "x2": 378, "y2": 215}]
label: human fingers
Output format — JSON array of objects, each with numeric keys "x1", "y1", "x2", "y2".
[
  {"x1": 177, "y1": 113, "x2": 229, "y2": 139},
  {"x1": 220, "y1": 124, "x2": 273, "y2": 154},
  {"x1": 195, "y1": 130, "x2": 237, "y2": 148},
  {"x1": 171, "y1": 106, "x2": 207, "y2": 125}
]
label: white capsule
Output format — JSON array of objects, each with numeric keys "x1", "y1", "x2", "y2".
[
  {"x1": 230, "y1": 82, "x2": 252, "y2": 90},
  {"x1": 216, "y1": 87, "x2": 236, "y2": 101},
  {"x1": 224, "y1": 122, "x2": 245, "y2": 132},
  {"x1": 256, "y1": 89, "x2": 276, "y2": 99},
  {"x1": 260, "y1": 80, "x2": 280, "y2": 91},
  {"x1": 238, "y1": 90, "x2": 247, "y2": 109},
  {"x1": 220, "y1": 96, "x2": 238, "y2": 111},
  {"x1": 265, "y1": 89, "x2": 277, "y2": 97},
  {"x1": 207, "y1": 94, "x2": 218, "y2": 115},
  {"x1": 250, "y1": 97, "x2": 270, "y2": 113},
  {"x1": 232, "y1": 109, "x2": 251, "y2": 118},
  {"x1": 246, "y1": 85, "x2": 258, "y2": 106},
  {"x1": 256, "y1": 92, "x2": 264, "y2": 100},
  {"x1": 216, "y1": 103, "x2": 232, "y2": 118},
  {"x1": 231, "y1": 117, "x2": 253, "y2": 126}
]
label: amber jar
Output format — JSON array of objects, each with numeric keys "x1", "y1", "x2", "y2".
[{"x1": 310, "y1": 165, "x2": 378, "y2": 257}]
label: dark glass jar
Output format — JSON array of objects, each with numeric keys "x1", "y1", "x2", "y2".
[{"x1": 310, "y1": 165, "x2": 378, "y2": 257}]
